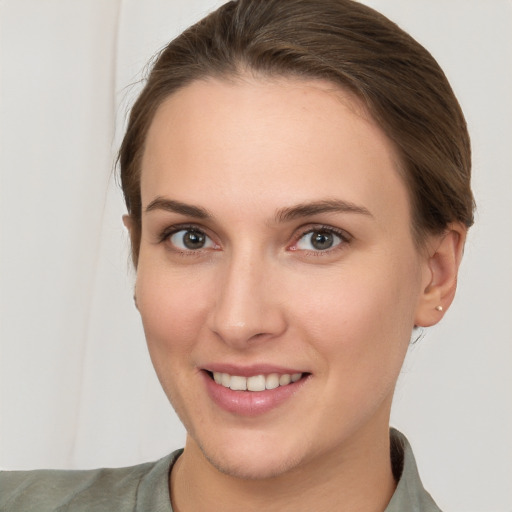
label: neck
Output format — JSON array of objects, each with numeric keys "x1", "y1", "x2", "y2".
[{"x1": 170, "y1": 422, "x2": 396, "y2": 512}]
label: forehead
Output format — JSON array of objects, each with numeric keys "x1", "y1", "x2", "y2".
[{"x1": 140, "y1": 76, "x2": 410, "y2": 230}]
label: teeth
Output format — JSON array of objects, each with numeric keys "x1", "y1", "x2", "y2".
[
  {"x1": 247, "y1": 375, "x2": 266, "y2": 392},
  {"x1": 266, "y1": 373, "x2": 280, "y2": 390},
  {"x1": 229, "y1": 375, "x2": 247, "y2": 391},
  {"x1": 279, "y1": 374, "x2": 291, "y2": 386},
  {"x1": 212, "y1": 371, "x2": 303, "y2": 391}
]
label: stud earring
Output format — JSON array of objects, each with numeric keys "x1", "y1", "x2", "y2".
[{"x1": 435, "y1": 305, "x2": 443, "y2": 312}]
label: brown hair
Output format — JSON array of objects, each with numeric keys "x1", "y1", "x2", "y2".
[{"x1": 119, "y1": 0, "x2": 474, "y2": 265}]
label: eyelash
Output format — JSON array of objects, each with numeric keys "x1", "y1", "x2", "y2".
[
  {"x1": 290, "y1": 225, "x2": 352, "y2": 256},
  {"x1": 158, "y1": 224, "x2": 217, "y2": 256},
  {"x1": 157, "y1": 224, "x2": 352, "y2": 256}
]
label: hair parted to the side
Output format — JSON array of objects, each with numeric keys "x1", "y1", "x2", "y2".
[{"x1": 119, "y1": 0, "x2": 474, "y2": 266}]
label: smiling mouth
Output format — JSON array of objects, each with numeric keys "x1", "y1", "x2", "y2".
[{"x1": 207, "y1": 371, "x2": 306, "y2": 392}]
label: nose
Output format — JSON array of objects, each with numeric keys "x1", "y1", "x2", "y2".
[{"x1": 207, "y1": 250, "x2": 287, "y2": 349}]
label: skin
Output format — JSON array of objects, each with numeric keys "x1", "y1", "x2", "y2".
[{"x1": 126, "y1": 76, "x2": 465, "y2": 512}]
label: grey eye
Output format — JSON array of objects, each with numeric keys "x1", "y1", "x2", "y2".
[
  {"x1": 170, "y1": 229, "x2": 214, "y2": 250},
  {"x1": 296, "y1": 230, "x2": 341, "y2": 251}
]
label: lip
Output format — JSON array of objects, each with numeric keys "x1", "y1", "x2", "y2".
[
  {"x1": 201, "y1": 367, "x2": 309, "y2": 417},
  {"x1": 204, "y1": 363, "x2": 305, "y2": 377}
]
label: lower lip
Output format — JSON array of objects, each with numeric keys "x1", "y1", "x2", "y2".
[{"x1": 202, "y1": 372, "x2": 308, "y2": 417}]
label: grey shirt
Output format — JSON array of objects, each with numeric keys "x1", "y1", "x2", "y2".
[{"x1": 0, "y1": 429, "x2": 441, "y2": 511}]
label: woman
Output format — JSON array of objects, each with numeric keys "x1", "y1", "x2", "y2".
[{"x1": 0, "y1": 0, "x2": 474, "y2": 510}]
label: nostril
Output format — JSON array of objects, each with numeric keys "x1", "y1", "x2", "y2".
[{"x1": 249, "y1": 332, "x2": 267, "y2": 342}]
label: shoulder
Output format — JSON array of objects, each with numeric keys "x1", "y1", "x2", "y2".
[{"x1": 0, "y1": 450, "x2": 182, "y2": 512}]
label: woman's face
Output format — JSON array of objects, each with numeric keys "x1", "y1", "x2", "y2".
[{"x1": 134, "y1": 77, "x2": 432, "y2": 479}]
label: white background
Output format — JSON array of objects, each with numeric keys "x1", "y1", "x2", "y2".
[{"x1": 0, "y1": 1, "x2": 511, "y2": 510}]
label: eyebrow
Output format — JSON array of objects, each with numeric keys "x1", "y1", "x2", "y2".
[
  {"x1": 144, "y1": 197, "x2": 372, "y2": 222},
  {"x1": 145, "y1": 197, "x2": 212, "y2": 219},
  {"x1": 274, "y1": 199, "x2": 372, "y2": 223}
]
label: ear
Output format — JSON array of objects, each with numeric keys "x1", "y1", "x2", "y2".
[
  {"x1": 122, "y1": 214, "x2": 140, "y2": 268},
  {"x1": 415, "y1": 223, "x2": 467, "y2": 327},
  {"x1": 122, "y1": 214, "x2": 133, "y2": 233},
  {"x1": 123, "y1": 215, "x2": 140, "y2": 309}
]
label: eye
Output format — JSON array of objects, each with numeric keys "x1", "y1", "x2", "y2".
[
  {"x1": 168, "y1": 228, "x2": 216, "y2": 251},
  {"x1": 294, "y1": 228, "x2": 345, "y2": 252}
]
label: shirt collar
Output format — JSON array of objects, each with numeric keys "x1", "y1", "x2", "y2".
[{"x1": 385, "y1": 428, "x2": 442, "y2": 511}]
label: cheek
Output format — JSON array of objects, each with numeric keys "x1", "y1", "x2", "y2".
[
  {"x1": 134, "y1": 264, "x2": 215, "y2": 429},
  {"x1": 292, "y1": 256, "x2": 421, "y2": 377},
  {"x1": 135, "y1": 263, "x2": 210, "y2": 360}
]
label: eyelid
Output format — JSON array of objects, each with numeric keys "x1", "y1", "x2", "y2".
[
  {"x1": 288, "y1": 224, "x2": 353, "y2": 252},
  {"x1": 159, "y1": 223, "x2": 204, "y2": 241},
  {"x1": 158, "y1": 223, "x2": 220, "y2": 251}
]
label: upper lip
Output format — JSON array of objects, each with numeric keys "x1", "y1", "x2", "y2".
[{"x1": 202, "y1": 363, "x2": 307, "y2": 377}]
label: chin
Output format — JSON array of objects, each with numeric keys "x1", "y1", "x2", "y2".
[
  {"x1": 203, "y1": 449, "x2": 304, "y2": 481},
  {"x1": 194, "y1": 432, "x2": 308, "y2": 481}
]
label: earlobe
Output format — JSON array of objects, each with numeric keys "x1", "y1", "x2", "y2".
[{"x1": 415, "y1": 223, "x2": 467, "y2": 327}]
